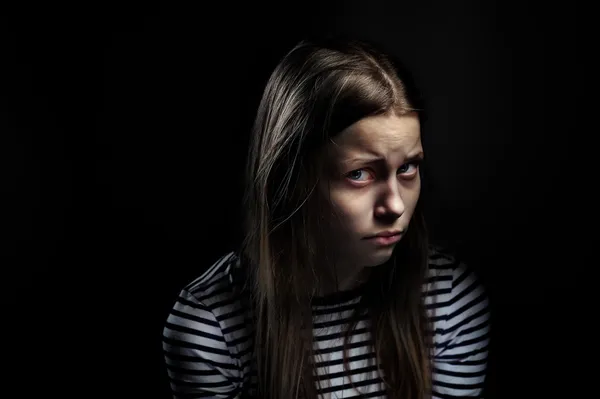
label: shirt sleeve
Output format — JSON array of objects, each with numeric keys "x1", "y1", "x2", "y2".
[
  {"x1": 162, "y1": 289, "x2": 242, "y2": 398},
  {"x1": 431, "y1": 261, "x2": 491, "y2": 398}
]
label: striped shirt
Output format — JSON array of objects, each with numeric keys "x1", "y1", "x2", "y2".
[{"x1": 162, "y1": 246, "x2": 490, "y2": 398}]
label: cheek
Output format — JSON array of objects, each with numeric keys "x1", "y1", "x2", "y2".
[
  {"x1": 403, "y1": 186, "x2": 421, "y2": 215},
  {"x1": 329, "y1": 193, "x2": 371, "y2": 231},
  {"x1": 408, "y1": 186, "x2": 421, "y2": 205}
]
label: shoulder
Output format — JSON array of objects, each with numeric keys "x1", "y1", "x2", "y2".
[
  {"x1": 424, "y1": 244, "x2": 490, "y2": 323},
  {"x1": 162, "y1": 249, "x2": 251, "y2": 356},
  {"x1": 425, "y1": 244, "x2": 480, "y2": 293},
  {"x1": 182, "y1": 251, "x2": 241, "y2": 306},
  {"x1": 424, "y1": 244, "x2": 462, "y2": 296},
  {"x1": 426, "y1": 244, "x2": 462, "y2": 273},
  {"x1": 163, "y1": 250, "x2": 249, "y2": 340}
]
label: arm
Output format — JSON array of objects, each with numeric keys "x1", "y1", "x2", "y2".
[
  {"x1": 431, "y1": 261, "x2": 491, "y2": 398},
  {"x1": 162, "y1": 289, "x2": 242, "y2": 398}
]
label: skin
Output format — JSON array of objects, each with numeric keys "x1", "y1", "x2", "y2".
[{"x1": 318, "y1": 110, "x2": 424, "y2": 293}]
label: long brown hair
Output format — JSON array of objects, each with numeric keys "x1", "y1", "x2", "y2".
[{"x1": 239, "y1": 35, "x2": 432, "y2": 398}]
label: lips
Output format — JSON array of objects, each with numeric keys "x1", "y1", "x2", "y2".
[
  {"x1": 366, "y1": 230, "x2": 404, "y2": 239},
  {"x1": 375, "y1": 232, "x2": 400, "y2": 237},
  {"x1": 366, "y1": 233, "x2": 402, "y2": 246}
]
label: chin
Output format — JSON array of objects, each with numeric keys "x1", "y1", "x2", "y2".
[{"x1": 363, "y1": 252, "x2": 394, "y2": 268}]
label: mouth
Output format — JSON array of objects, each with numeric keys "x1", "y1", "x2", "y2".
[
  {"x1": 364, "y1": 232, "x2": 403, "y2": 246},
  {"x1": 365, "y1": 230, "x2": 404, "y2": 239}
]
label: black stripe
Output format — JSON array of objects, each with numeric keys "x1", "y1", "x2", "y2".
[
  {"x1": 314, "y1": 339, "x2": 374, "y2": 355},
  {"x1": 433, "y1": 366, "x2": 487, "y2": 378},
  {"x1": 425, "y1": 287, "x2": 452, "y2": 297},
  {"x1": 434, "y1": 345, "x2": 488, "y2": 361},
  {"x1": 314, "y1": 352, "x2": 376, "y2": 368},
  {"x1": 353, "y1": 389, "x2": 389, "y2": 398},
  {"x1": 444, "y1": 299, "x2": 489, "y2": 334},
  {"x1": 426, "y1": 298, "x2": 452, "y2": 311},
  {"x1": 222, "y1": 321, "x2": 251, "y2": 335},
  {"x1": 209, "y1": 297, "x2": 242, "y2": 312},
  {"x1": 228, "y1": 332, "x2": 253, "y2": 347},
  {"x1": 198, "y1": 285, "x2": 235, "y2": 303},
  {"x1": 172, "y1": 393, "x2": 215, "y2": 399},
  {"x1": 165, "y1": 321, "x2": 226, "y2": 343},
  {"x1": 444, "y1": 329, "x2": 490, "y2": 351},
  {"x1": 451, "y1": 266, "x2": 470, "y2": 290},
  {"x1": 189, "y1": 273, "x2": 230, "y2": 296},
  {"x1": 316, "y1": 375, "x2": 384, "y2": 394},
  {"x1": 185, "y1": 253, "x2": 234, "y2": 291},
  {"x1": 428, "y1": 251, "x2": 457, "y2": 263},
  {"x1": 169, "y1": 308, "x2": 220, "y2": 328},
  {"x1": 167, "y1": 365, "x2": 240, "y2": 379},
  {"x1": 426, "y1": 274, "x2": 453, "y2": 283},
  {"x1": 314, "y1": 327, "x2": 370, "y2": 342},
  {"x1": 237, "y1": 345, "x2": 254, "y2": 360},
  {"x1": 433, "y1": 378, "x2": 485, "y2": 390},
  {"x1": 431, "y1": 389, "x2": 483, "y2": 399},
  {"x1": 449, "y1": 278, "x2": 479, "y2": 309},
  {"x1": 317, "y1": 365, "x2": 379, "y2": 380},
  {"x1": 172, "y1": 385, "x2": 240, "y2": 399},
  {"x1": 216, "y1": 306, "x2": 249, "y2": 322},
  {"x1": 163, "y1": 350, "x2": 239, "y2": 371},
  {"x1": 312, "y1": 302, "x2": 358, "y2": 316},
  {"x1": 170, "y1": 376, "x2": 240, "y2": 389},
  {"x1": 313, "y1": 314, "x2": 369, "y2": 329},
  {"x1": 435, "y1": 324, "x2": 490, "y2": 350},
  {"x1": 175, "y1": 295, "x2": 212, "y2": 312},
  {"x1": 456, "y1": 317, "x2": 491, "y2": 337},
  {"x1": 163, "y1": 336, "x2": 231, "y2": 356},
  {"x1": 443, "y1": 357, "x2": 487, "y2": 366},
  {"x1": 223, "y1": 387, "x2": 243, "y2": 399},
  {"x1": 428, "y1": 260, "x2": 459, "y2": 271}
]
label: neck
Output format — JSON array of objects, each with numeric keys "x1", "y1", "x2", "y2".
[{"x1": 315, "y1": 265, "x2": 371, "y2": 296}]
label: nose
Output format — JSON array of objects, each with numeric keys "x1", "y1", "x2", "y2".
[{"x1": 374, "y1": 179, "x2": 405, "y2": 220}]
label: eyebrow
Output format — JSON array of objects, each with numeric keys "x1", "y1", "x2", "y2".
[{"x1": 342, "y1": 150, "x2": 424, "y2": 165}]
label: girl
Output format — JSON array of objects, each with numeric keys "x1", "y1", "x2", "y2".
[{"x1": 162, "y1": 36, "x2": 490, "y2": 398}]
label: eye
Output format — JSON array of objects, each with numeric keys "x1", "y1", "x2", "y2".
[
  {"x1": 398, "y1": 160, "x2": 421, "y2": 174},
  {"x1": 347, "y1": 169, "x2": 372, "y2": 182},
  {"x1": 345, "y1": 160, "x2": 422, "y2": 183},
  {"x1": 398, "y1": 160, "x2": 422, "y2": 176}
]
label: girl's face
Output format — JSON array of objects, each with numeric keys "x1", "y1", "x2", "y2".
[{"x1": 319, "y1": 111, "x2": 423, "y2": 270}]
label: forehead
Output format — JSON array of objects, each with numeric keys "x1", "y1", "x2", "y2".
[{"x1": 330, "y1": 112, "x2": 422, "y2": 156}]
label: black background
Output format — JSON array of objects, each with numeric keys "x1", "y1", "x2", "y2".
[{"x1": 3, "y1": 1, "x2": 576, "y2": 397}]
